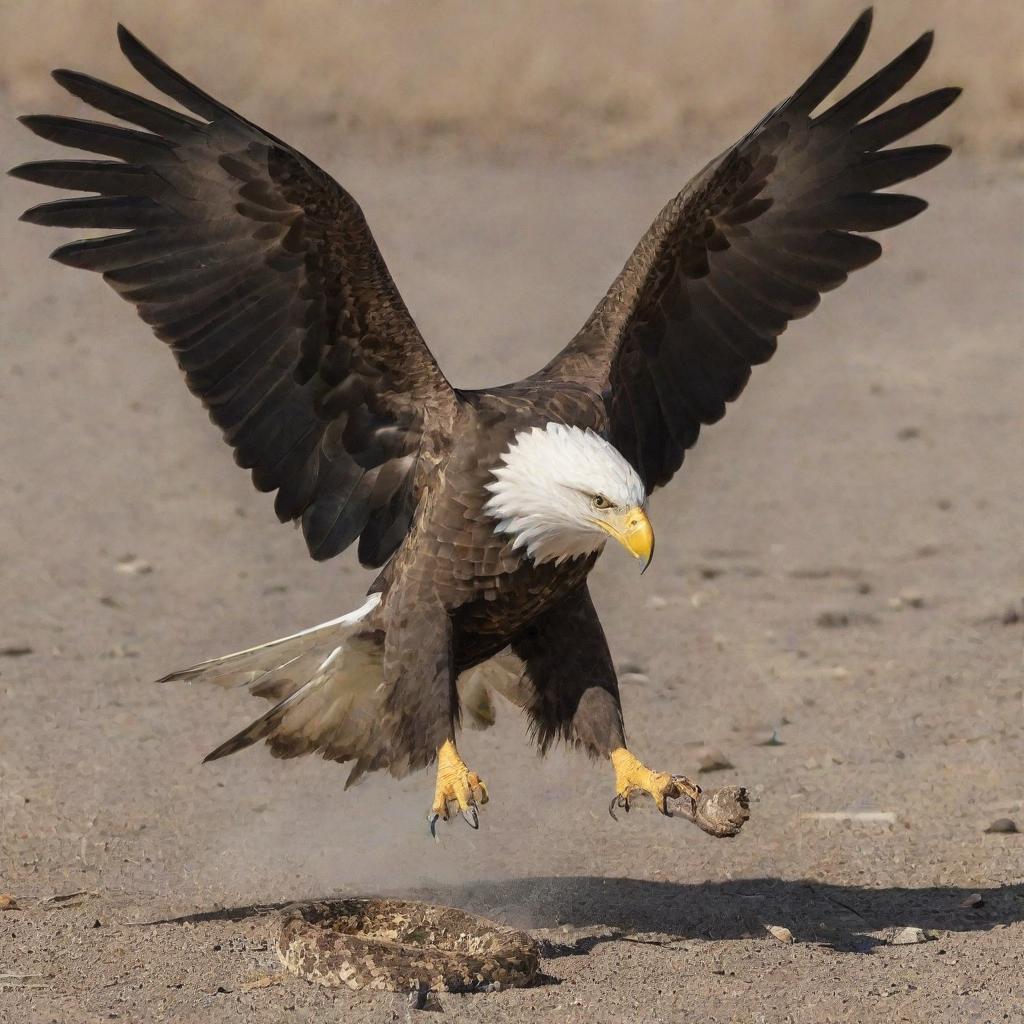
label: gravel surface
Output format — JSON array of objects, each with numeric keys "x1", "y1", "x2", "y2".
[{"x1": 2, "y1": 130, "x2": 1022, "y2": 1022}]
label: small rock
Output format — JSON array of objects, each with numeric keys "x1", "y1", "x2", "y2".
[
  {"x1": 889, "y1": 926, "x2": 934, "y2": 945},
  {"x1": 899, "y1": 589, "x2": 926, "y2": 609},
  {"x1": 757, "y1": 728, "x2": 785, "y2": 747},
  {"x1": 0, "y1": 893, "x2": 19, "y2": 910},
  {"x1": 697, "y1": 748, "x2": 734, "y2": 773},
  {"x1": 817, "y1": 610, "x2": 879, "y2": 629},
  {"x1": 115, "y1": 555, "x2": 153, "y2": 576},
  {"x1": 984, "y1": 817, "x2": 1018, "y2": 834},
  {"x1": 646, "y1": 595, "x2": 668, "y2": 610},
  {"x1": 0, "y1": 645, "x2": 32, "y2": 658},
  {"x1": 803, "y1": 757, "x2": 819, "y2": 770},
  {"x1": 616, "y1": 660, "x2": 648, "y2": 676},
  {"x1": 618, "y1": 672, "x2": 650, "y2": 687},
  {"x1": 816, "y1": 611, "x2": 850, "y2": 628},
  {"x1": 960, "y1": 893, "x2": 984, "y2": 908},
  {"x1": 689, "y1": 592, "x2": 706, "y2": 609},
  {"x1": 766, "y1": 925, "x2": 794, "y2": 944},
  {"x1": 829, "y1": 666, "x2": 850, "y2": 681},
  {"x1": 1001, "y1": 602, "x2": 1022, "y2": 626}
]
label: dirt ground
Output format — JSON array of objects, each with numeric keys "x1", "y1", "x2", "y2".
[{"x1": 2, "y1": 71, "x2": 1024, "y2": 1024}]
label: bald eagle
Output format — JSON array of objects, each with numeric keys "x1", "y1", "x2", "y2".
[{"x1": 13, "y1": 10, "x2": 957, "y2": 833}]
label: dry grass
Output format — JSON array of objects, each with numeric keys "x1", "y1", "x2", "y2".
[{"x1": 2, "y1": 1, "x2": 1020, "y2": 158}]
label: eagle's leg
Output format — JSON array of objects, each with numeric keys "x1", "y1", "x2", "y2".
[
  {"x1": 428, "y1": 738, "x2": 489, "y2": 836},
  {"x1": 608, "y1": 747, "x2": 701, "y2": 819}
]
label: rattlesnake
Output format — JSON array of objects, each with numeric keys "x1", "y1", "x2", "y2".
[
  {"x1": 273, "y1": 788, "x2": 748, "y2": 993},
  {"x1": 274, "y1": 899, "x2": 540, "y2": 993}
]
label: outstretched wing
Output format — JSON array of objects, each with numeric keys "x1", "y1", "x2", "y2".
[
  {"x1": 534, "y1": 9, "x2": 958, "y2": 491},
  {"x1": 11, "y1": 26, "x2": 458, "y2": 566}
]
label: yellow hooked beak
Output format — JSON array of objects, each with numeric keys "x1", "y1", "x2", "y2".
[{"x1": 593, "y1": 506, "x2": 655, "y2": 572}]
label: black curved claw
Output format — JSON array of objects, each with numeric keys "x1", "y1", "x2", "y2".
[
  {"x1": 608, "y1": 794, "x2": 631, "y2": 822},
  {"x1": 428, "y1": 812, "x2": 442, "y2": 840},
  {"x1": 461, "y1": 804, "x2": 479, "y2": 829}
]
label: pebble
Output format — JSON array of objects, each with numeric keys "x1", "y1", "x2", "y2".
[
  {"x1": 618, "y1": 672, "x2": 650, "y2": 687},
  {"x1": 0, "y1": 645, "x2": 32, "y2": 658},
  {"x1": 646, "y1": 595, "x2": 668, "y2": 610},
  {"x1": 766, "y1": 925, "x2": 794, "y2": 944},
  {"x1": 0, "y1": 893, "x2": 18, "y2": 910},
  {"x1": 116, "y1": 555, "x2": 153, "y2": 576},
  {"x1": 960, "y1": 893, "x2": 984, "y2": 908},
  {"x1": 616, "y1": 661, "x2": 648, "y2": 676},
  {"x1": 983, "y1": 817, "x2": 1018, "y2": 834},
  {"x1": 816, "y1": 610, "x2": 879, "y2": 628},
  {"x1": 697, "y1": 748, "x2": 734, "y2": 773},
  {"x1": 889, "y1": 926, "x2": 934, "y2": 945},
  {"x1": 816, "y1": 611, "x2": 850, "y2": 628}
]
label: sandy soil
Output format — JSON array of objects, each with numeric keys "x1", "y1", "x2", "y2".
[{"x1": 2, "y1": 105, "x2": 1024, "y2": 1023}]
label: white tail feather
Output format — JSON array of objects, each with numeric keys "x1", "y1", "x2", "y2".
[{"x1": 162, "y1": 592, "x2": 529, "y2": 781}]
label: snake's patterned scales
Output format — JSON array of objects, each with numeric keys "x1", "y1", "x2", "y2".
[{"x1": 275, "y1": 899, "x2": 540, "y2": 993}]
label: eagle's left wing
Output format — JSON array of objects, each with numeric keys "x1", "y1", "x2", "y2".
[{"x1": 534, "y1": 10, "x2": 958, "y2": 492}]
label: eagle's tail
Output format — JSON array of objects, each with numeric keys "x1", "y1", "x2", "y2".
[
  {"x1": 160, "y1": 593, "x2": 525, "y2": 785},
  {"x1": 160, "y1": 594, "x2": 399, "y2": 783}
]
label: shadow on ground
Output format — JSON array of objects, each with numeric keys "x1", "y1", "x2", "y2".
[
  {"x1": 433, "y1": 876, "x2": 1024, "y2": 953},
  {"x1": 144, "y1": 876, "x2": 1024, "y2": 955}
]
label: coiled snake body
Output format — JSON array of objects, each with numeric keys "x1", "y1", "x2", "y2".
[{"x1": 274, "y1": 899, "x2": 540, "y2": 993}]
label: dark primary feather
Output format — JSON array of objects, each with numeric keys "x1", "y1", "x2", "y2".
[
  {"x1": 536, "y1": 8, "x2": 959, "y2": 491},
  {"x1": 11, "y1": 25, "x2": 457, "y2": 566}
]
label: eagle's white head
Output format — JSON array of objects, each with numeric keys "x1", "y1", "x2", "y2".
[{"x1": 484, "y1": 423, "x2": 654, "y2": 568}]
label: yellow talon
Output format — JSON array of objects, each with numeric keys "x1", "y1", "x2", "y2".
[
  {"x1": 429, "y1": 739, "x2": 488, "y2": 834},
  {"x1": 609, "y1": 747, "x2": 700, "y2": 817}
]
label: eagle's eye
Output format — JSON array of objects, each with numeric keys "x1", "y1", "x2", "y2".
[{"x1": 591, "y1": 494, "x2": 613, "y2": 511}]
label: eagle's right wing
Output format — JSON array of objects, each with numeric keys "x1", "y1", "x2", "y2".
[
  {"x1": 12, "y1": 26, "x2": 457, "y2": 567},
  {"x1": 535, "y1": 9, "x2": 958, "y2": 493}
]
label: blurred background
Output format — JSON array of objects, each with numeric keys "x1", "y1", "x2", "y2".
[{"x1": 2, "y1": 0, "x2": 1021, "y2": 160}]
